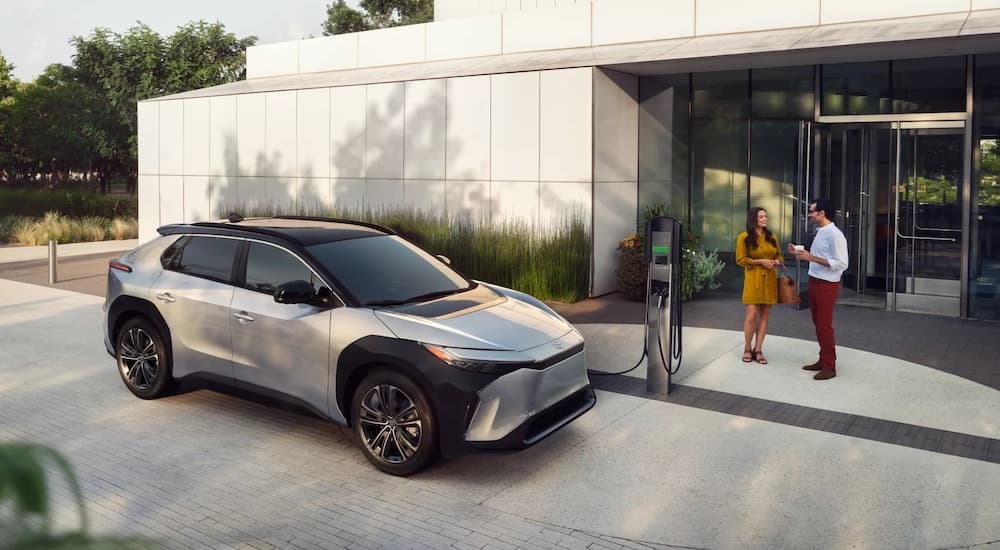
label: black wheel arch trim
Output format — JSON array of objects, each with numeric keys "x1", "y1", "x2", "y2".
[
  {"x1": 108, "y1": 296, "x2": 173, "y2": 363},
  {"x1": 335, "y1": 335, "x2": 498, "y2": 458}
]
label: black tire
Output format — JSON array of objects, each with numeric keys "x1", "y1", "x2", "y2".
[
  {"x1": 115, "y1": 316, "x2": 172, "y2": 400},
  {"x1": 351, "y1": 369, "x2": 437, "y2": 476}
]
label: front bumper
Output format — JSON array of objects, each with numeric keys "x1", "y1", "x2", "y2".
[{"x1": 463, "y1": 332, "x2": 593, "y2": 449}]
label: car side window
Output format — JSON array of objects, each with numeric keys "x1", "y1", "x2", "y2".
[
  {"x1": 244, "y1": 242, "x2": 323, "y2": 296},
  {"x1": 164, "y1": 236, "x2": 240, "y2": 283}
]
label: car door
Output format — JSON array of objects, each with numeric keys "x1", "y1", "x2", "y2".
[
  {"x1": 230, "y1": 240, "x2": 334, "y2": 416},
  {"x1": 150, "y1": 235, "x2": 240, "y2": 381}
]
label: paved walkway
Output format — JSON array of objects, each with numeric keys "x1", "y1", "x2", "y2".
[
  {"x1": 0, "y1": 238, "x2": 137, "y2": 263},
  {"x1": 1, "y1": 278, "x2": 998, "y2": 549}
]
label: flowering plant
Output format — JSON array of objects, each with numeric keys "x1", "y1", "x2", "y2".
[{"x1": 616, "y1": 203, "x2": 724, "y2": 301}]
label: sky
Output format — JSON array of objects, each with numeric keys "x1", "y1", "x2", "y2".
[{"x1": 0, "y1": 0, "x2": 361, "y2": 81}]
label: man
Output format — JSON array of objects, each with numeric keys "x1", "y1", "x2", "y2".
[{"x1": 788, "y1": 198, "x2": 849, "y2": 380}]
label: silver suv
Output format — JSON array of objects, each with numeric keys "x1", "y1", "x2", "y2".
[{"x1": 103, "y1": 216, "x2": 594, "y2": 475}]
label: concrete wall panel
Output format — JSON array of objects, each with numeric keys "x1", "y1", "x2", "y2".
[
  {"x1": 406, "y1": 180, "x2": 447, "y2": 213},
  {"x1": 358, "y1": 24, "x2": 427, "y2": 68},
  {"x1": 138, "y1": 175, "x2": 159, "y2": 243},
  {"x1": 183, "y1": 176, "x2": 212, "y2": 223},
  {"x1": 446, "y1": 76, "x2": 491, "y2": 181},
  {"x1": 426, "y1": 15, "x2": 502, "y2": 61},
  {"x1": 209, "y1": 96, "x2": 237, "y2": 177},
  {"x1": 266, "y1": 91, "x2": 297, "y2": 178},
  {"x1": 593, "y1": 0, "x2": 695, "y2": 45},
  {"x1": 366, "y1": 179, "x2": 406, "y2": 210},
  {"x1": 366, "y1": 83, "x2": 405, "y2": 179},
  {"x1": 594, "y1": 69, "x2": 638, "y2": 183},
  {"x1": 297, "y1": 88, "x2": 331, "y2": 179},
  {"x1": 821, "y1": 0, "x2": 968, "y2": 24},
  {"x1": 297, "y1": 178, "x2": 333, "y2": 212},
  {"x1": 697, "y1": 0, "x2": 818, "y2": 35},
  {"x1": 246, "y1": 41, "x2": 299, "y2": 79},
  {"x1": 237, "y1": 94, "x2": 266, "y2": 177},
  {"x1": 236, "y1": 177, "x2": 267, "y2": 209},
  {"x1": 159, "y1": 101, "x2": 184, "y2": 175},
  {"x1": 183, "y1": 98, "x2": 210, "y2": 176},
  {"x1": 267, "y1": 177, "x2": 297, "y2": 212},
  {"x1": 446, "y1": 180, "x2": 489, "y2": 222},
  {"x1": 138, "y1": 102, "x2": 158, "y2": 175},
  {"x1": 159, "y1": 175, "x2": 184, "y2": 225},
  {"x1": 405, "y1": 80, "x2": 447, "y2": 180},
  {"x1": 491, "y1": 181, "x2": 539, "y2": 221},
  {"x1": 330, "y1": 86, "x2": 367, "y2": 179},
  {"x1": 502, "y1": 3, "x2": 591, "y2": 54},
  {"x1": 540, "y1": 181, "x2": 591, "y2": 225},
  {"x1": 594, "y1": 181, "x2": 638, "y2": 295},
  {"x1": 211, "y1": 176, "x2": 237, "y2": 219},
  {"x1": 540, "y1": 68, "x2": 592, "y2": 183},
  {"x1": 491, "y1": 72, "x2": 539, "y2": 182},
  {"x1": 299, "y1": 33, "x2": 358, "y2": 74},
  {"x1": 331, "y1": 178, "x2": 366, "y2": 212}
]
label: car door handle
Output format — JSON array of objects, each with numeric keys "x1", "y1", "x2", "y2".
[
  {"x1": 232, "y1": 311, "x2": 254, "y2": 323},
  {"x1": 155, "y1": 292, "x2": 176, "y2": 303}
]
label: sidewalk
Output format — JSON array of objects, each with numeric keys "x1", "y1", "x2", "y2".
[{"x1": 1, "y1": 278, "x2": 998, "y2": 549}]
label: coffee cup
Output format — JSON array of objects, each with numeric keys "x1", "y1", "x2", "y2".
[{"x1": 793, "y1": 244, "x2": 805, "y2": 252}]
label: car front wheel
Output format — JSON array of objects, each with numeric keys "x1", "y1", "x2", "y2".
[{"x1": 351, "y1": 370, "x2": 437, "y2": 476}]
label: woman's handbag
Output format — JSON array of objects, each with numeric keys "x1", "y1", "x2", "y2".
[{"x1": 777, "y1": 266, "x2": 800, "y2": 304}]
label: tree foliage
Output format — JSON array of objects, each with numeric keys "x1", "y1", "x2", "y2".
[
  {"x1": 323, "y1": 0, "x2": 433, "y2": 35},
  {"x1": 0, "y1": 22, "x2": 255, "y2": 192}
]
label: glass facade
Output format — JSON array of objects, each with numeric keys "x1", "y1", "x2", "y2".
[
  {"x1": 636, "y1": 54, "x2": 997, "y2": 320},
  {"x1": 972, "y1": 55, "x2": 1000, "y2": 320}
]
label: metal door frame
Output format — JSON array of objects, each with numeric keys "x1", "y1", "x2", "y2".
[{"x1": 888, "y1": 120, "x2": 969, "y2": 316}]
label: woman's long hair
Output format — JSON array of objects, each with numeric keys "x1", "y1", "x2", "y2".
[{"x1": 745, "y1": 207, "x2": 777, "y2": 252}]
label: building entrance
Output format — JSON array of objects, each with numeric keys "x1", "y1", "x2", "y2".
[{"x1": 796, "y1": 121, "x2": 966, "y2": 317}]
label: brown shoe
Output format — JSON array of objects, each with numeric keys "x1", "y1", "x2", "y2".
[
  {"x1": 802, "y1": 360, "x2": 822, "y2": 371},
  {"x1": 813, "y1": 369, "x2": 836, "y2": 380}
]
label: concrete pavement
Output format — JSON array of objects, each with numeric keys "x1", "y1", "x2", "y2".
[{"x1": 1, "y1": 278, "x2": 998, "y2": 549}]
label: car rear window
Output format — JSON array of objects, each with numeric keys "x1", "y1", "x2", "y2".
[
  {"x1": 307, "y1": 236, "x2": 469, "y2": 305},
  {"x1": 165, "y1": 236, "x2": 240, "y2": 283}
]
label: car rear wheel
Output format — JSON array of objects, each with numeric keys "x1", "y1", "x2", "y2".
[
  {"x1": 116, "y1": 317, "x2": 172, "y2": 400},
  {"x1": 351, "y1": 370, "x2": 437, "y2": 476}
]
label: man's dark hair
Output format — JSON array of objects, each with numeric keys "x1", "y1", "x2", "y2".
[{"x1": 811, "y1": 197, "x2": 836, "y2": 221}]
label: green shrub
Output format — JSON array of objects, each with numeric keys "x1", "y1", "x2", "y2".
[
  {"x1": 0, "y1": 189, "x2": 137, "y2": 218},
  {"x1": 0, "y1": 216, "x2": 33, "y2": 243},
  {"x1": 221, "y1": 203, "x2": 592, "y2": 302}
]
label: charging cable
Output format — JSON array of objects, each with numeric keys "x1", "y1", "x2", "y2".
[{"x1": 586, "y1": 273, "x2": 653, "y2": 376}]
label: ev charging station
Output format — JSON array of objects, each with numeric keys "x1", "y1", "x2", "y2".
[{"x1": 645, "y1": 217, "x2": 683, "y2": 394}]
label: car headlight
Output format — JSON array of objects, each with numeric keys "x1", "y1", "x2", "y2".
[{"x1": 421, "y1": 344, "x2": 533, "y2": 375}]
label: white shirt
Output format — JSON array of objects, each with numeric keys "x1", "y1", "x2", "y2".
[{"x1": 808, "y1": 222, "x2": 849, "y2": 282}]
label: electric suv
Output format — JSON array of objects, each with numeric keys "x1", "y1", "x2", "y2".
[{"x1": 103, "y1": 216, "x2": 595, "y2": 475}]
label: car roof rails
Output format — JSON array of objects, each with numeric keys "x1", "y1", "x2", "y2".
[{"x1": 273, "y1": 216, "x2": 396, "y2": 235}]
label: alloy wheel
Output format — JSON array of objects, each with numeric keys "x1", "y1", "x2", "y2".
[
  {"x1": 119, "y1": 327, "x2": 159, "y2": 390},
  {"x1": 357, "y1": 384, "x2": 423, "y2": 464}
]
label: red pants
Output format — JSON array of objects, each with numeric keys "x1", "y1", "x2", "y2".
[{"x1": 808, "y1": 277, "x2": 840, "y2": 370}]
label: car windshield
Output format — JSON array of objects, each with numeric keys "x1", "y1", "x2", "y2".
[{"x1": 307, "y1": 235, "x2": 472, "y2": 306}]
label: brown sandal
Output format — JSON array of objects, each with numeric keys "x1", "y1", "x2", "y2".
[
  {"x1": 742, "y1": 348, "x2": 754, "y2": 363},
  {"x1": 754, "y1": 349, "x2": 767, "y2": 365}
]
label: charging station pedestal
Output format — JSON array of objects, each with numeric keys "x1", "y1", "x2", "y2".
[{"x1": 645, "y1": 217, "x2": 682, "y2": 394}]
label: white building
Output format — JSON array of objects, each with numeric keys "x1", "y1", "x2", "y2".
[{"x1": 138, "y1": 0, "x2": 1000, "y2": 320}]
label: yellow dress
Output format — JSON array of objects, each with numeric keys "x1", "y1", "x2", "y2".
[{"x1": 735, "y1": 231, "x2": 785, "y2": 305}]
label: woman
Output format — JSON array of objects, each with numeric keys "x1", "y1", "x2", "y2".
[{"x1": 735, "y1": 207, "x2": 784, "y2": 364}]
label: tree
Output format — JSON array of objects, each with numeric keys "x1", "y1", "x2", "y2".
[
  {"x1": 0, "y1": 51, "x2": 18, "y2": 181},
  {"x1": 69, "y1": 21, "x2": 255, "y2": 193},
  {"x1": 322, "y1": 0, "x2": 433, "y2": 35}
]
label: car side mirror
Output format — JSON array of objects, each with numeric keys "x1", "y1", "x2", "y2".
[
  {"x1": 437, "y1": 254, "x2": 451, "y2": 265},
  {"x1": 274, "y1": 280, "x2": 316, "y2": 305}
]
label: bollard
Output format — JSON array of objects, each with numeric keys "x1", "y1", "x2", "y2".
[{"x1": 48, "y1": 240, "x2": 57, "y2": 284}]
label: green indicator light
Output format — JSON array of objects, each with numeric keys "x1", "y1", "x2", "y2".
[{"x1": 652, "y1": 245, "x2": 671, "y2": 254}]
